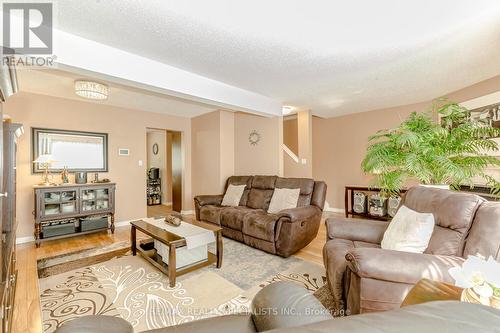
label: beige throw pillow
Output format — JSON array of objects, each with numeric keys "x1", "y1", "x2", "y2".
[
  {"x1": 267, "y1": 188, "x2": 301, "y2": 214},
  {"x1": 221, "y1": 184, "x2": 246, "y2": 207},
  {"x1": 381, "y1": 205, "x2": 435, "y2": 253}
]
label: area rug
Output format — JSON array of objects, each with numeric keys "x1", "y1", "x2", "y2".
[{"x1": 39, "y1": 238, "x2": 327, "y2": 333}]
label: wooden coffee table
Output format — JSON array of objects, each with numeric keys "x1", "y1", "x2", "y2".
[
  {"x1": 130, "y1": 219, "x2": 223, "y2": 287},
  {"x1": 402, "y1": 278, "x2": 462, "y2": 307}
]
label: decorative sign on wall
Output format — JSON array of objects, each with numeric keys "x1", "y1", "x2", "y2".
[
  {"x1": 152, "y1": 143, "x2": 159, "y2": 155},
  {"x1": 248, "y1": 130, "x2": 261, "y2": 146}
]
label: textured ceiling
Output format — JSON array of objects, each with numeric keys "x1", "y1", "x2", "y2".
[{"x1": 54, "y1": 0, "x2": 500, "y2": 117}]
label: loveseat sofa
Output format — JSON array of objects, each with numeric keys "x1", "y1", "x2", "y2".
[
  {"x1": 323, "y1": 186, "x2": 500, "y2": 314},
  {"x1": 194, "y1": 175, "x2": 327, "y2": 257}
]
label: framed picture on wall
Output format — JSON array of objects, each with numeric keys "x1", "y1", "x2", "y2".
[
  {"x1": 459, "y1": 92, "x2": 500, "y2": 183},
  {"x1": 32, "y1": 127, "x2": 109, "y2": 173}
]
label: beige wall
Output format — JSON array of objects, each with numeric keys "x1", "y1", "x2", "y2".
[
  {"x1": 219, "y1": 110, "x2": 235, "y2": 188},
  {"x1": 5, "y1": 92, "x2": 193, "y2": 238},
  {"x1": 313, "y1": 74, "x2": 500, "y2": 210},
  {"x1": 191, "y1": 111, "x2": 222, "y2": 196},
  {"x1": 284, "y1": 111, "x2": 313, "y2": 178},
  {"x1": 283, "y1": 117, "x2": 298, "y2": 154},
  {"x1": 234, "y1": 112, "x2": 283, "y2": 176},
  {"x1": 191, "y1": 110, "x2": 281, "y2": 195}
]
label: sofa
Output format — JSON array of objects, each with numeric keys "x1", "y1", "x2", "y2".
[
  {"x1": 54, "y1": 281, "x2": 500, "y2": 333},
  {"x1": 323, "y1": 186, "x2": 500, "y2": 314},
  {"x1": 194, "y1": 175, "x2": 327, "y2": 257}
]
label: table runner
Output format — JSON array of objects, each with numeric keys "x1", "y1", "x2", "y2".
[{"x1": 143, "y1": 217, "x2": 215, "y2": 249}]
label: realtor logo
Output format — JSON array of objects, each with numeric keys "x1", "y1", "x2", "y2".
[{"x1": 3, "y1": 2, "x2": 53, "y2": 54}]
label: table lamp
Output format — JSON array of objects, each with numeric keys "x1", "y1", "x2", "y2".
[{"x1": 33, "y1": 154, "x2": 57, "y2": 186}]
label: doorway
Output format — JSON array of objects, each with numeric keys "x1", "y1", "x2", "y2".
[{"x1": 146, "y1": 128, "x2": 182, "y2": 217}]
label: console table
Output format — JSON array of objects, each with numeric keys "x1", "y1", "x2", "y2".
[
  {"x1": 34, "y1": 183, "x2": 115, "y2": 247},
  {"x1": 344, "y1": 185, "x2": 407, "y2": 221}
]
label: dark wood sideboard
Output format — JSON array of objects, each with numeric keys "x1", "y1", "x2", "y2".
[
  {"x1": 34, "y1": 183, "x2": 116, "y2": 247},
  {"x1": 344, "y1": 185, "x2": 407, "y2": 221},
  {"x1": 1, "y1": 122, "x2": 23, "y2": 333},
  {"x1": 345, "y1": 185, "x2": 499, "y2": 222}
]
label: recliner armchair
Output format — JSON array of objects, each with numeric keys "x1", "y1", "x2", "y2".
[{"x1": 323, "y1": 186, "x2": 500, "y2": 314}]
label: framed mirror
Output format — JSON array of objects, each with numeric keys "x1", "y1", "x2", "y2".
[{"x1": 32, "y1": 128, "x2": 108, "y2": 173}]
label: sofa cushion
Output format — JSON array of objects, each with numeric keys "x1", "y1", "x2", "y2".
[
  {"x1": 402, "y1": 186, "x2": 485, "y2": 256},
  {"x1": 275, "y1": 177, "x2": 315, "y2": 207},
  {"x1": 381, "y1": 205, "x2": 435, "y2": 253},
  {"x1": 247, "y1": 176, "x2": 277, "y2": 210},
  {"x1": 242, "y1": 211, "x2": 279, "y2": 242},
  {"x1": 199, "y1": 205, "x2": 226, "y2": 225},
  {"x1": 220, "y1": 206, "x2": 259, "y2": 231},
  {"x1": 225, "y1": 176, "x2": 253, "y2": 206},
  {"x1": 268, "y1": 188, "x2": 300, "y2": 214},
  {"x1": 463, "y1": 202, "x2": 500, "y2": 260},
  {"x1": 222, "y1": 184, "x2": 246, "y2": 207}
]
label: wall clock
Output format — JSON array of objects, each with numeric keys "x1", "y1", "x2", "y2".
[
  {"x1": 248, "y1": 130, "x2": 261, "y2": 146},
  {"x1": 152, "y1": 143, "x2": 159, "y2": 155}
]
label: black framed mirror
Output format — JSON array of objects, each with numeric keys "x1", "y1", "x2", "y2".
[
  {"x1": 32, "y1": 128, "x2": 108, "y2": 173},
  {"x1": 152, "y1": 143, "x2": 159, "y2": 155}
]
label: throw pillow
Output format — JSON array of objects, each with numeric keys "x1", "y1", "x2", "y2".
[
  {"x1": 267, "y1": 188, "x2": 301, "y2": 214},
  {"x1": 381, "y1": 205, "x2": 435, "y2": 253},
  {"x1": 221, "y1": 184, "x2": 246, "y2": 207}
]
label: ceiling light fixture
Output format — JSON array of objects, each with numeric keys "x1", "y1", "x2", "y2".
[
  {"x1": 282, "y1": 105, "x2": 294, "y2": 115},
  {"x1": 74, "y1": 80, "x2": 109, "y2": 100}
]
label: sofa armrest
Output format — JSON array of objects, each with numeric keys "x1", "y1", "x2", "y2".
[
  {"x1": 194, "y1": 194, "x2": 223, "y2": 207},
  {"x1": 278, "y1": 206, "x2": 321, "y2": 222},
  {"x1": 251, "y1": 282, "x2": 332, "y2": 332},
  {"x1": 194, "y1": 195, "x2": 223, "y2": 221},
  {"x1": 326, "y1": 218, "x2": 389, "y2": 244},
  {"x1": 345, "y1": 248, "x2": 465, "y2": 285}
]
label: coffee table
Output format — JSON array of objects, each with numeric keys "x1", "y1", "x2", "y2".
[{"x1": 130, "y1": 219, "x2": 223, "y2": 287}]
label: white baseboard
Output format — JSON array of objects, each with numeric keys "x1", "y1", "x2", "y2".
[
  {"x1": 181, "y1": 210, "x2": 194, "y2": 215},
  {"x1": 324, "y1": 207, "x2": 345, "y2": 214},
  {"x1": 16, "y1": 236, "x2": 35, "y2": 245}
]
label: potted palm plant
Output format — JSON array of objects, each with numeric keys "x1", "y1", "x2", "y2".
[{"x1": 362, "y1": 100, "x2": 500, "y2": 195}]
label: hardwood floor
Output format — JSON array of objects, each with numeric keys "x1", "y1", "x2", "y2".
[
  {"x1": 147, "y1": 204, "x2": 173, "y2": 217},
  {"x1": 12, "y1": 212, "x2": 338, "y2": 333}
]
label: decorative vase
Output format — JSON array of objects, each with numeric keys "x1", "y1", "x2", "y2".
[{"x1": 461, "y1": 288, "x2": 500, "y2": 309}]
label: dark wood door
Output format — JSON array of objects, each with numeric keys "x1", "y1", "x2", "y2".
[{"x1": 171, "y1": 131, "x2": 182, "y2": 212}]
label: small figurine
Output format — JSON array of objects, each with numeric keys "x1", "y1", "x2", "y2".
[
  {"x1": 164, "y1": 213, "x2": 182, "y2": 227},
  {"x1": 61, "y1": 166, "x2": 69, "y2": 183}
]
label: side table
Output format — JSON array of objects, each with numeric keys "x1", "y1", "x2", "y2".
[{"x1": 401, "y1": 278, "x2": 462, "y2": 307}]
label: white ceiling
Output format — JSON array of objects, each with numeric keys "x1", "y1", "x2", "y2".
[
  {"x1": 17, "y1": 69, "x2": 218, "y2": 117},
  {"x1": 25, "y1": 0, "x2": 500, "y2": 118}
]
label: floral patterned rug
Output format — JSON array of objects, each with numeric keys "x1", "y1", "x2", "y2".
[{"x1": 39, "y1": 238, "x2": 327, "y2": 333}]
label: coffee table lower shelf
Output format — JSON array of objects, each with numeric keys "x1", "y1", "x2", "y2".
[
  {"x1": 135, "y1": 240, "x2": 218, "y2": 287},
  {"x1": 130, "y1": 219, "x2": 223, "y2": 288}
]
